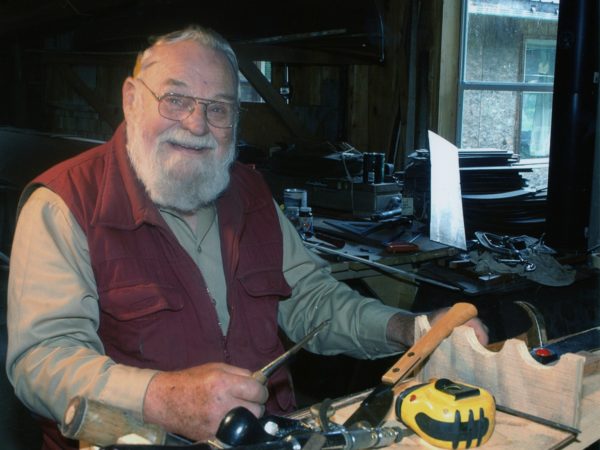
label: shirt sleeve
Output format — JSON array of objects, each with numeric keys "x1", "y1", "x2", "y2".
[
  {"x1": 6, "y1": 187, "x2": 157, "y2": 423},
  {"x1": 275, "y1": 204, "x2": 405, "y2": 359}
]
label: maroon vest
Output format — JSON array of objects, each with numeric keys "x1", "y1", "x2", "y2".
[{"x1": 27, "y1": 124, "x2": 294, "y2": 450}]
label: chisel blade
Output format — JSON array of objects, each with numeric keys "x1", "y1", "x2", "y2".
[{"x1": 343, "y1": 303, "x2": 478, "y2": 429}]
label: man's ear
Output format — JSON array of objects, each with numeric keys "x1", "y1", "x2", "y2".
[{"x1": 122, "y1": 77, "x2": 136, "y2": 119}]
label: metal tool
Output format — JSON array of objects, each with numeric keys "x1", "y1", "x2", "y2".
[
  {"x1": 395, "y1": 378, "x2": 495, "y2": 449},
  {"x1": 217, "y1": 406, "x2": 402, "y2": 450},
  {"x1": 495, "y1": 404, "x2": 580, "y2": 435},
  {"x1": 319, "y1": 219, "x2": 413, "y2": 252},
  {"x1": 474, "y1": 232, "x2": 537, "y2": 272},
  {"x1": 514, "y1": 301, "x2": 548, "y2": 349},
  {"x1": 541, "y1": 327, "x2": 600, "y2": 359},
  {"x1": 515, "y1": 302, "x2": 600, "y2": 364},
  {"x1": 252, "y1": 320, "x2": 330, "y2": 384},
  {"x1": 343, "y1": 303, "x2": 478, "y2": 429},
  {"x1": 303, "y1": 241, "x2": 461, "y2": 292},
  {"x1": 514, "y1": 300, "x2": 557, "y2": 364}
]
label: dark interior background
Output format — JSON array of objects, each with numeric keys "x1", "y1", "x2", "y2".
[{"x1": 0, "y1": 1, "x2": 598, "y2": 449}]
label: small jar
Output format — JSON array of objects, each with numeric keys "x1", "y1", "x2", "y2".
[{"x1": 298, "y1": 206, "x2": 314, "y2": 238}]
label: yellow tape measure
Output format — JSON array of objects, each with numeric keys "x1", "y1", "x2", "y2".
[{"x1": 395, "y1": 378, "x2": 495, "y2": 449}]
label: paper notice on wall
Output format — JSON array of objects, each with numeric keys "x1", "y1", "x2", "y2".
[{"x1": 428, "y1": 130, "x2": 467, "y2": 250}]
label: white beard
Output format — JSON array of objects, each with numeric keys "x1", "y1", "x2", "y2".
[{"x1": 126, "y1": 121, "x2": 236, "y2": 213}]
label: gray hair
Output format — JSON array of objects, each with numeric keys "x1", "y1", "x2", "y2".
[{"x1": 135, "y1": 25, "x2": 240, "y2": 98}]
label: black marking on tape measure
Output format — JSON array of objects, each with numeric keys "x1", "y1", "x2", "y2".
[{"x1": 414, "y1": 408, "x2": 490, "y2": 450}]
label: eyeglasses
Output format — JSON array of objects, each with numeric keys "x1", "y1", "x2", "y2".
[{"x1": 137, "y1": 78, "x2": 239, "y2": 129}]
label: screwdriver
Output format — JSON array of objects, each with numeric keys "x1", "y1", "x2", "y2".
[{"x1": 252, "y1": 319, "x2": 331, "y2": 384}]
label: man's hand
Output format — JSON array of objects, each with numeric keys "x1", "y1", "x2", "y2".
[
  {"x1": 386, "y1": 306, "x2": 489, "y2": 348},
  {"x1": 429, "y1": 307, "x2": 489, "y2": 346},
  {"x1": 143, "y1": 362, "x2": 269, "y2": 441}
]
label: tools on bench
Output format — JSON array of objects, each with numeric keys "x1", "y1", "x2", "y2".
[
  {"x1": 317, "y1": 219, "x2": 420, "y2": 254},
  {"x1": 342, "y1": 303, "x2": 478, "y2": 429},
  {"x1": 395, "y1": 378, "x2": 495, "y2": 449}
]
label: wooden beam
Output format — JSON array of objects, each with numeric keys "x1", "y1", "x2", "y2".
[
  {"x1": 404, "y1": 0, "x2": 420, "y2": 163},
  {"x1": 234, "y1": 44, "x2": 379, "y2": 65},
  {"x1": 237, "y1": 56, "x2": 315, "y2": 140},
  {"x1": 436, "y1": 0, "x2": 461, "y2": 143},
  {"x1": 57, "y1": 64, "x2": 121, "y2": 130}
]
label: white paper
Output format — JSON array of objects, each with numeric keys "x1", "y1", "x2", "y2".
[{"x1": 428, "y1": 130, "x2": 467, "y2": 250}]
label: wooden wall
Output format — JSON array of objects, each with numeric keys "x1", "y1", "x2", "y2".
[
  {"x1": 1, "y1": 0, "x2": 450, "y2": 170},
  {"x1": 239, "y1": 0, "x2": 448, "y2": 169}
]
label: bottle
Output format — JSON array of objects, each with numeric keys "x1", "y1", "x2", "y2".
[{"x1": 298, "y1": 206, "x2": 314, "y2": 238}]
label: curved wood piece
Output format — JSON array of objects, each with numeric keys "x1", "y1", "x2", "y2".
[{"x1": 413, "y1": 316, "x2": 585, "y2": 428}]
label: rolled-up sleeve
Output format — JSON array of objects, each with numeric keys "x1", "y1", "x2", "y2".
[{"x1": 6, "y1": 187, "x2": 157, "y2": 423}]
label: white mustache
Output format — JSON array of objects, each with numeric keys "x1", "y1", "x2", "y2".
[{"x1": 158, "y1": 128, "x2": 218, "y2": 150}]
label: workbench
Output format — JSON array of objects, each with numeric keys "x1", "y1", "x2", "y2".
[
  {"x1": 304, "y1": 218, "x2": 600, "y2": 449},
  {"x1": 412, "y1": 319, "x2": 600, "y2": 449},
  {"x1": 308, "y1": 222, "x2": 459, "y2": 310},
  {"x1": 321, "y1": 374, "x2": 599, "y2": 449},
  {"x1": 292, "y1": 329, "x2": 600, "y2": 449}
]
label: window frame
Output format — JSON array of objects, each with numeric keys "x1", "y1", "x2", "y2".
[{"x1": 456, "y1": 0, "x2": 557, "y2": 161}]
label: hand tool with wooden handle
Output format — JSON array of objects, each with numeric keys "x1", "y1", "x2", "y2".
[
  {"x1": 61, "y1": 396, "x2": 191, "y2": 446},
  {"x1": 61, "y1": 321, "x2": 330, "y2": 446},
  {"x1": 343, "y1": 302, "x2": 478, "y2": 429}
]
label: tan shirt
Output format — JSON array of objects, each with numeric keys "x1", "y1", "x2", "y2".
[{"x1": 6, "y1": 187, "x2": 403, "y2": 424}]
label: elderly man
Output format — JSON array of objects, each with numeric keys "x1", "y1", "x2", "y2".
[{"x1": 6, "y1": 25, "x2": 487, "y2": 449}]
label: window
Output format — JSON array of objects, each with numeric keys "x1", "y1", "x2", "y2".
[
  {"x1": 239, "y1": 61, "x2": 271, "y2": 103},
  {"x1": 457, "y1": 0, "x2": 559, "y2": 159},
  {"x1": 521, "y1": 39, "x2": 555, "y2": 157}
]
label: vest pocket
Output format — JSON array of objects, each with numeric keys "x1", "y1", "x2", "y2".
[
  {"x1": 100, "y1": 284, "x2": 184, "y2": 318},
  {"x1": 237, "y1": 267, "x2": 291, "y2": 297},
  {"x1": 98, "y1": 284, "x2": 186, "y2": 369},
  {"x1": 237, "y1": 269, "x2": 289, "y2": 354}
]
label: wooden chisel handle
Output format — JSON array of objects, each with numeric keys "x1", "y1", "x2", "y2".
[
  {"x1": 381, "y1": 302, "x2": 478, "y2": 387},
  {"x1": 61, "y1": 396, "x2": 168, "y2": 446}
]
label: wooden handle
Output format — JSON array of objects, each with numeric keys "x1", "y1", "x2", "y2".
[
  {"x1": 382, "y1": 302, "x2": 478, "y2": 387},
  {"x1": 61, "y1": 396, "x2": 168, "y2": 447},
  {"x1": 252, "y1": 370, "x2": 268, "y2": 384}
]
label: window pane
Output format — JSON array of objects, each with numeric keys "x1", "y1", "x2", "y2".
[
  {"x1": 239, "y1": 61, "x2": 271, "y2": 103},
  {"x1": 521, "y1": 92, "x2": 553, "y2": 157},
  {"x1": 461, "y1": 90, "x2": 519, "y2": 151},
  {"x1": 524, "y1": 39, "x2": 556, "y2": 83},
  {"x1": 465, "y1": 1, "x2": 559, "y2": 83},
  {"x1": 460, "y1": 0, "x2": 559, "y2": 160}
]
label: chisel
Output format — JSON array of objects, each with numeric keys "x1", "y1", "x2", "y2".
[
  {"x1": 252, "y1": 319, "x2": 330, "y2": 384},
  {"x1": 62, "y1": 321, "x2": 331, "y2": 447}
]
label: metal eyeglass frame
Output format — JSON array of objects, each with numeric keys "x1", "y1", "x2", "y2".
[{"x1": 136, "y1": 78, "x2": 239, "y2": 129}]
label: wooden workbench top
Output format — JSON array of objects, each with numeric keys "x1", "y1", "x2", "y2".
[{"x1": 296, "y1": 321, "x2": 600, "y2": 450}]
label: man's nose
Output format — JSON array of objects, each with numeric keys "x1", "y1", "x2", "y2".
[{"x1": 180, "y1": 103, "x2": 210, "y2": 135}]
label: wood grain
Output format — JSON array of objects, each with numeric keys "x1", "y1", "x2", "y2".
[{"x1": 414, "y1": 317, "x2": 586, "y2": 428}]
